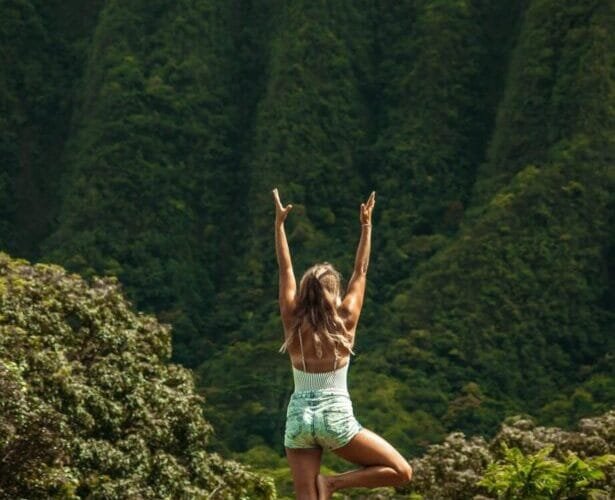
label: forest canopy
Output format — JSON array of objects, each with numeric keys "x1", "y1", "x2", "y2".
[{"x1": 0, "y1": 0, "x2": 613, "y2": 496}]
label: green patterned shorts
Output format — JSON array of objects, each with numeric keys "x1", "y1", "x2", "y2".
[{"x1": 284, "y1": 389, "x2": 363, "y2": 450}]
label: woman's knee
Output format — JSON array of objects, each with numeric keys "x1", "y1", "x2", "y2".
[{"x1": 394, "y1": 461, "x2": 413, "y2": 484}]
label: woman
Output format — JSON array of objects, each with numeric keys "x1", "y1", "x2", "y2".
[{"x1": 273, "y1": 188, "x2": 413, "y2": 500}]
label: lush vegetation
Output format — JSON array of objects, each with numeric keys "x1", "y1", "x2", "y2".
[
  {"x1": 0, "y1": 252, "x2": 274, "y2": 498},
  {"x1": 405, "y1": 410, "x2": 615, "y2": 500},
  {"x1": 478, "y1": 443, "x2": 614, "y2": 500},
  {"x1": 1, "y1": 0, "x2": 613, "y2": 497}
]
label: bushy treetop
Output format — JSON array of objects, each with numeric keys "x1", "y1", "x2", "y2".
[{"x1": 0, "y1": 252, "x2": 274, "y2": 499}]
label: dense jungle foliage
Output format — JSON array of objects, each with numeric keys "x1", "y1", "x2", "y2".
[
  {"x1": 1, "y1": 253, "x2": 613, "y2": 499},
  {"x1": 0, "y1": 253, "x2": 274, "y2": 498},
  {"x1": 1, "y1": 0, "x2": 614, "y2": 496}
]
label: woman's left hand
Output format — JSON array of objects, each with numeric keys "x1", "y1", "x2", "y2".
[{"x1": 272, "y1": 188, "x2": 293, "y2": 223}]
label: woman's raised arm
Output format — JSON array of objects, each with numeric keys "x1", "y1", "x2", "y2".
[
  {"x1": 342, "y1": 191, "x2": 375, "y2": 328},
  {"x1": 272, "y1": 188, "x2": 296, "y2": 317}
]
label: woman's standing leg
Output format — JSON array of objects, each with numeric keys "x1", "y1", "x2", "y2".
[
  {"x1": 286, "y1": 447, "x2": 323, "y2": 500},
  {"x1": 316, "y1": 428, "x2": 412, "y2": 499}
]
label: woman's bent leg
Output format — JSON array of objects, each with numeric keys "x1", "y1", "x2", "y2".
[
  {"x1": 285, "y1": 447, "x2": 323, "y2": 500},
  {"x1": 318, "y1": 428, "x2": 412, "y2": 498}
]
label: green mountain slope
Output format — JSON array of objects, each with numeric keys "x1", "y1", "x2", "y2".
[
  {"x1": 0, "y1": 0, "x2": 612, "y2": 464},
  {"x1": 39, "y1": 0, "x2": 242, "y2": 366}
]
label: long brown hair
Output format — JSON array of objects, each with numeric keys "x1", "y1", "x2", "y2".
[{"x1": 279, "y1": 262, "x2": 354, "y2": 359}]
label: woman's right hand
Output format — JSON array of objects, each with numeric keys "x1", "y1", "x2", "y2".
[
  {"x1": 273, "y1": 187, "x2": 293, "y2": 224},
  {"x1": 360, "y1": 191, "x2": 376, "y2": 225}
]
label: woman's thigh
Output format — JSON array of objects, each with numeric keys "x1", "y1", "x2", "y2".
[
  {"x1": 285, "y1": 446, "x2": 323, "y2": 499},
  {"x1": 331, "y1": 428, "x2": 409, "y2": 470}
]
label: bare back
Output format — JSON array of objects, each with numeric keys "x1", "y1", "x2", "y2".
[{"x1": 283, "y1": 305, "x2": 356, "y2": 373}]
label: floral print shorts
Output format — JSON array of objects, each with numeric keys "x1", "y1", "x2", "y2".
[{"x1": 284, "y1": 389, "x2": 363, "y2": 450}]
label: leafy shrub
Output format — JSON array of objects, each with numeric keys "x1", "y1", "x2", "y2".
[
  {"x1": 0, "y1": 252, "x2": 275, "y2": 499},
  {"x1": 478, "y1": 443, "x2": 615, "y2": 499},
  {"x1": 397, "y1": 411, "x2": 615, "y2": 499}
]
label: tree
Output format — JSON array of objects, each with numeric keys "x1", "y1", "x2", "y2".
[{"x1": 0, "y1": 252, "x2": 274, "y2": 498}]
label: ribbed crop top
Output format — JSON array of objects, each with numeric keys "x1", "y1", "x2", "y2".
[{"x1": 292, "y1": 362, "x2": 349, "y2": 393}]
